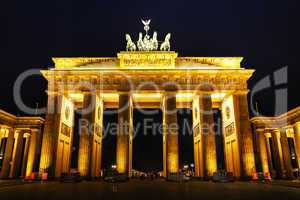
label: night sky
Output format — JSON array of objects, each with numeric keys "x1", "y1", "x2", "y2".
[{"x1": 2, "y1": 1, "x2": 290, "y2": 171}]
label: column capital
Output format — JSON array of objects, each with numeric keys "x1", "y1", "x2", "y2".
[
  {"x1": 0, "y1": 126, "x2": 14, "y2": 133},
  {"x1": 264, "y1": 132, "x2": 272, "y2": 138},
  {"x1": 30, "y1": 128, "x2": 41, "y2": 134},
  {"x1": 117, "y1": 90, "x2": 134, "y2": 95},
  {"x1": 293, "y1": 121, "x2": 300, "y2": 127},
  {"x1": 233, "y1": 90, "x2": 250, "y2": 95},
  {"x1": 14, "y1": 129, "x2": 29, "y2": 134},
  {"x1": 270, "y1": 128, "x2": 281, "y2": 134},
  {"x1": 46, "y1": 90, "x2": 61, "y2": 96},
  {"x1": 279, "y1": 127, "x2": 288, "y2": 134},
  {"x1": 81, "y1": 91, "x2": 95, "y2": 95},
  {"x1": 162, "y1": 90, "x2": 178, "y2": 95},
  {"x1": 193, "y1": 91, "x2": 214, "y2": 95},
  {"x1": 282, "y1": 125, "x2": 293, "y2": 129},
  {"x1": 255, "y1": 128, "x2": 266, "y2": 134}
]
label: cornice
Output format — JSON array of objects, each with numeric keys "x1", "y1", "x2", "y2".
[
  {"x1": 250, "y1": 107, "x2": 300, "y2": 129},
  {"x1": 0, "y1": 109, "x2": 44, "y2": 129},
  {"x1": 51, "y1": 54, "x2": 247, "y2": 70}
]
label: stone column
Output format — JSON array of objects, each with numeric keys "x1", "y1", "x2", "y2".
[
  {"x1": 193, "y1": 94, "x2": 217, "y2": 177},
  {"x1": 25, "y1": 129, "x2": 42, "y2": 177},
  {"x1": 192, "y1": 94, "x2": 203, "y2": 177},
  {"x1": 39, "y1": 94, "x2": 62, "y2": 177},
  {"x1": 293, "y1": 122, "x2": 300, "y2": 169},
  {"x1": 234, "y1": 93, "x2": 256, "y2": 178},
  {"x1": 21, "y1": 134, "x2": 30, "y2": 177},
  {"x1": 0, "y1": 129, "x2": 3, "y2": 146},
  {"x1": 0, "y1": 128, "x2": 15, "y2": 179},
  {"x1": 200, "y1": 94, "x2": 217, "y2": 177},
  {"x1": 40, "y1": 94, "x2": 74, "y2": 178},
  {"x1": 90, "y1": 96, "x2": 103, "y2": 178},
  {"x1": 116, "y1": 93, "x2": 133, "y2": 175},
  {"x1": 10, "y1": 131, "x2": 25, "y2": 178},
  {"x1": 280, "y1": 129, "x2": 294, "y2": 179},
  {"x1": 78, "y1": 94, "x2": 93, "y2": 177},
  {"x1": 256, "y1": 129, "x2": 269, "y2": 173},
  {"x1": 78, "y1": 93, "x2": 103, "y2": 177},
  {"x1": 270, "y1": 129, "x2": 285, "y2": 178},
  {"x1": 265, "y1": 134, "x2": 276, "y2": 176},
  {"x1": 162, "y1": 101, "x2": 167, "y2": 177},
  {"x1": 162, "y1": 93, "x2": 179, "y2": 175},
  {"x1": 222, "y1": 95, "x2": 241, "y2": 177}
]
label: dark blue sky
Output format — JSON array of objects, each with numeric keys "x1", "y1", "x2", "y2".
[{"x1": 1, "y1": 0, "x2": 290, "y2": 116}]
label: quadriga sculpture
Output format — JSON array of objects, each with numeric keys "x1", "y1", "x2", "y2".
[
  {"x1": 125, "y1": 34, "x2": 136, "y2": 51},
  {"x1": 160, "y1": 33, "x2": 171, "y2": 51}
]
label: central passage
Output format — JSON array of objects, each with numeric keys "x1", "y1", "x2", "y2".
[{"x1": 132, "y1": 109, "x2": 163, "y2": 173}]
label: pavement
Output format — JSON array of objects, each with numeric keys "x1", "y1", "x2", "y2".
[
  {"x1": 265, "y1": 179, "x2": 300, "y2": 188},
  {"x1": 0, "y1": 179, "x2": 26, "y2": 187},
  {"x1": 0, "y1": 180, "x2": 299, "y2": 200}
]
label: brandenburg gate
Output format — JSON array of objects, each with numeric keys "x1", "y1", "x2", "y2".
[{"x1": 38, "y1": 21, "x2": 256, "y2": 179}]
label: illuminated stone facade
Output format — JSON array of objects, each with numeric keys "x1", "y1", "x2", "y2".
[
  {"x1": 38, "y1": 51, "x2": 256, "y2": 179},
  {"x1": 0, "y1": 109, "x2": 44, "y2": 178},
  {"x1": 251, "y1": 107, "x2": 300, "y2": 179}
]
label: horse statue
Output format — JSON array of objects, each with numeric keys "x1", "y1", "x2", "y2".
[
  {"x1": 160, "y1": 33, "x2": 171, "y2": 51},
  {"x1": 143, "y1": 34, "x2": 152, "y2": 51},
  {"x1": 151, "y1": 31, "x2": 158, "y2": 51},
  {"x1": 137, "y1": 32, "x2": 145, "y2": 51},
  {"x1": 125, "y1": 34, "x2": 136, "y2": 51}
]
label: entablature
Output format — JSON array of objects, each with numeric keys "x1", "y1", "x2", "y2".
[
  {"x1": 51, "y1": 52, "x2": 246, "y2": 70},
  {"x1": 0, "y1": 109, "x2": 44, "y2": 130},
  {"x1": 251, "y1": 107, "x2": 300, "y2": 129},
  {"x1": 41, "y1": 69, "x2": 253, "y2": 92}
]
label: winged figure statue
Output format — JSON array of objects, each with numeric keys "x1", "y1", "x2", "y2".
[{"x1": 141, "y1": 19, "x2": 151, "y2": 35}]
